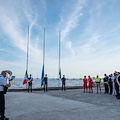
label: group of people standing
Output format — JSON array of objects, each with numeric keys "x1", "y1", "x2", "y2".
[
  {"x1": 83, "y1": 71, "x2": 120, "y2": 99},
  {"x1": 43, "y1": 74, "x2": 66, "y2": 92},
  {"x1": 103, "y1": 72, "x2": 120, "y2": 99}
]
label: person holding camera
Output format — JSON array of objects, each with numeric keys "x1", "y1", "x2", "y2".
[{"x1": 0, "y1": 71, "x2": 12, "y2": 120}]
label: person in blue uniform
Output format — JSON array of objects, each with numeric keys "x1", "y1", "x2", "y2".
[
  {"x1": 61, "y1": 75, "x2": 66, "y2": 91},
  {"x1": 28, "y1": 74, "x2": 33, "y2": 92},
  {"x1": 103, "y1": 74, "x2": 109, "y2": 94},
  {"x1": 44, "y1": 74, "x2": 48, "y2": 92}
]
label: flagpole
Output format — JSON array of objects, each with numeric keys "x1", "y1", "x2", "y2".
[
  {"x1": 41, "y1": 28, "x2": 45, "y2": 88},
  {"x1": 27, "y1": 25, "x2": 29, "y2": 72},
  {"x1": 26, "y1": 25, "x2": 29, "y2": 89},
  {"x1": 58, "y1": 30, "x2": 61, "y2": 87},
  {"x1": 43, "y1": 28, "x2": 45, "y2": 67}
]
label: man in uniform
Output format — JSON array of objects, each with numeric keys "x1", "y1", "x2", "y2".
[
  {"x1": 44, "y1": 74, "x2": 48, "y2": 92},
  {"x1": 88, "y1": 76, "x2": 93, "y2": 93},
  {"x1": 95, "y1": 75, "x2": 101, "y2": 93},
  {"x1": 61, "y1": 75, "x2": 66, "y2": 91},
  {"x1": 116, "y1": 72, "x2": 120, "y2": 99},
  {"x1": 83, "y1": 76, "x2": 87, "y2": 93},
  {"x1": 103, "y1": 74, "x2": 109, "y2": 94},
  {"x1": 0, "y1": 71, "x2": 11, "y2": 120},
  {"x1": 28, "y1": 74, "x2": 33, "y2": 92}
]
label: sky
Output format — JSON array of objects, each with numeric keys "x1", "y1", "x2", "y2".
[{"x1": 0, "y1": 0, "x2": 120, "y2": 78}]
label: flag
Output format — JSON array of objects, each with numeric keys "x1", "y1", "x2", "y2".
[
  {"x1": 41, "y1": 65, "x2": 44, "y2": 87},
  {"x1": 59, "y1": 67, "x2": 61, "y2": 80},
  {"x1": 23, "y1": 70, "x2": 28, "y2": 85}
]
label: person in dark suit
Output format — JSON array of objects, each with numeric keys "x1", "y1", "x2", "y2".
[
  {"x1": 116, "y1": 72, "x2": 120, "y2": 99},
  {"x1": 108, "y1": 75, "x2": 112, "y2": 94},
  {"x1": 103, "y1": 74, "x2": 109, "y2": 94},
  {"x1": 44, "y1": 74, "x2": 48, "y2": 92},
  {"x1": 61, "y1": 75, "x2": 66, "y2": 91}
]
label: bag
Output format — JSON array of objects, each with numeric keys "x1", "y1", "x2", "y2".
[{"x1": 4, "y1": 86, "x2": 8, "y2": 94}]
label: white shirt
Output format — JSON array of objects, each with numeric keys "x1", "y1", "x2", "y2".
[
  {"x1": 111, "y1": 76, "x2": 115, "y2": 83},
  {"x1": 0, "y1": 74, "x2": 7, "y2": 91}
]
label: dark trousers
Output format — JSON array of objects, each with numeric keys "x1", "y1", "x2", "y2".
[
  {"x1": 104, "y1": 84, "x2": 109, "y2": 93},
  {"x1": 0, "y1": 92, "x2": 5, "y2": 118},
  {"x1": 44, "y1": 84, "x2": 48, "y2": 91},
  {"x1": 109, "y1": 84, "x2": 112, "y2": 94},
  {"x1": 62, "y1": 83, "x2": 66, "y2": 91},
  {"x1": 28, "y1": 83, "x2": 32, "y2": 92}
]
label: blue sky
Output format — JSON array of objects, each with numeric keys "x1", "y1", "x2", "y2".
[{"x1": 0, "y1": 0, "x2": 120, "y2": 78}]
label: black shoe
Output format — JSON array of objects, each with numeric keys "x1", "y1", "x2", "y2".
[
  {"x1": 4, "y1": 117, "x2": 9, "y2": 120},
  {"x1": 0, "y1": 117, "x2": 9, "y2": 120}
]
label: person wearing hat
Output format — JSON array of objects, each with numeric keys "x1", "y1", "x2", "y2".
[{"x1": 28, "y1": 74, "x2": 33, "y2": 92}]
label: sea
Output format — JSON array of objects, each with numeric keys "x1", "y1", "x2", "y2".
[{"x1": 9, "y1": 77, "x2": 99, "y2": 89}]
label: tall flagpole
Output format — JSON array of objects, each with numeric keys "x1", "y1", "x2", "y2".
[
  {"x1": 41, "y1": 28, "x2": 45, "y2": 87},
  {"x1": 58, "y1": 30, "x2": 61, "y2": 87},
  {"x1": 27, "y1": 25, "x2": 29, "y2": 72},
  {"x1": 26, "y1": 25, "x2": 29, "y2": 89},
  {"x1": 43, "y1": 28, "x2": 45, "y2": 67}
]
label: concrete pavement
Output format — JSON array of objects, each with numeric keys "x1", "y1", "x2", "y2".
[{"x1": 5, "y1": 89, "x2": 120, "y2": 120}]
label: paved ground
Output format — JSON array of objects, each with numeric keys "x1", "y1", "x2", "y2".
[{"x1": 5, "y1": 89, "x2": 120, "y2": 120}]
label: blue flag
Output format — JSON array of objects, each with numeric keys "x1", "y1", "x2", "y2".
[
  {"x1": 41, "y1": 65, "x2": 44, "y2": 87},
  {"x1": 59, "y1": 68, "x2": 61, "y2": 80}
]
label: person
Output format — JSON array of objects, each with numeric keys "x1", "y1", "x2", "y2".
[
  {"x1": 0, "y1": 71, "x2": 12, "y2": 120},
  {"x1": 83, "y1": 76, "x2": 87, "y2": 93},
  {"x1": 108, "y1": 75, "x2": 112, "y2": 94},
  {"x1": 116, "y1": 72, "x2": 120, "y2": 99},
  {"x1": 88, "y1": 76, "x2": 93, "y2": 93},
  {"x1": 28, "y1": 74, "x2": 33, "y2": 92},
  {"x1": 44, "y1": 74, "x2": 48, "y2": 92},
  {"x1": 95, "y1": 75, "x2": 101, "y2": 93},
  {"x1": 103, "y1": 74, "x2": 109, "y2": 94},
  {"x1": 111, "y1": 73, "x2": 116, "y2": 95},
  {"x1": 61, "y1": 75, "x2": 66, "y2": 91}
]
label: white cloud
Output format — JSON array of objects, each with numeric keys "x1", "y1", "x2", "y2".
[
  {"x1": 80, "y1": 34, "x2": 99, "y2": 53},
  {"x1": 58, "y1": 0, "x2": 87, "y2": 55},
  {"x1": 0, "y1": 48, "x2": 10, "y2": 53},
  {"x1": 0, "y1": 1, "x2": 44, "y2": 63}
]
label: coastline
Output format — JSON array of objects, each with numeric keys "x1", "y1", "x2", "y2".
[{"x1": 8, "y1": 86, "x2": 83, "y2": 92}]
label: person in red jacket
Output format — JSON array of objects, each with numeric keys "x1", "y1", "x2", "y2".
[
  {"x1": 88, "y1": 76, "x2": 93, "y2": 93},
  {"x1": 83, "y1": 76, "x2": 88, "y2": 93}
]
